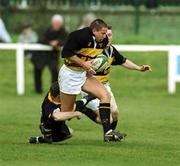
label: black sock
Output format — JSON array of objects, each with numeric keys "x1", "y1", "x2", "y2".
[
  {"x1": 111, "y1": 120, "x2": 118, "y2": 130},
  {"x1": 99, "y1": 103, "x2": 111, "y2": 134},
  {"x1": 81, "y1": 107, "x2": 98, "y2": 123},
  {"x1": 84, "y1": 95, "x2": 96, "y2": 105},
  {"x1": 75, "y1": 101, "x2": 98, "y2": 122},
  {"x1": 75, "y1": 100, "x2": 98, "y2": 123}
]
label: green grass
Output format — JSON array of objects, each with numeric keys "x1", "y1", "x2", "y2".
[{"x1": 0, "y1": 50, "x2": 180, "y2": 166}]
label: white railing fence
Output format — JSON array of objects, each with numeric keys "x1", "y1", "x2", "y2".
[
  {"x1": 0, "y1": 43, "x2": 52, "y2": 95},
  {"x1": 0, "y1": 43, "x2": 180, "y2": 95}
]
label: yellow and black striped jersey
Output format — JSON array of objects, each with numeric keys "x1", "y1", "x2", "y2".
[
  {"x1": 95, "y1": 45, "x2": 126, "y2": 83},
  {"x1": 62, "y1": 27, "x2": 108, "y2": 71},
  {"x1": 41, "y1": 92, "x2": 61, "y2": 121}
]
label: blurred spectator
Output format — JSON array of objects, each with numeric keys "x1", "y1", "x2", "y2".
[
  {"x1": 78, "y1": 13, "x2": 96, "y2": 29},
  {"x1": 18, "y1": 23, "x2": 38, "y2": 43},
  {"x1": 0, "y1": 17, "x2": 11, "y2": 42},
  {"x1": 146, "y1": 0, "x2": 159, "y2": 9},
  {"x1": 18, "y1": 23, "x2": 38, "y2": 57},
  {"x1": 31, "y1": 14, "x2": 68, "y2": 94},
  {"x1": 0, "y1": 0, "x2": 10, "y2": 8}
]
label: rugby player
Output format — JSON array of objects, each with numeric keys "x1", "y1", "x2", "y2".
[
  {"x1": 81, "y1": 26, "x2": 152, "y2": 131},
  {"x1": 29, "y1": 82, "x2": 83, "y2": 144},
  {"x1": 59, "y1": 19, "x2": 123, "y2": 141}
]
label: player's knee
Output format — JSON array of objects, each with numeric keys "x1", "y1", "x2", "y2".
[{"x1": 98, "y1": 90, "x2": 111, "y2": 103}]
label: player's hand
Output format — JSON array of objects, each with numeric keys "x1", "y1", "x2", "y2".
[
  {"x1": 75, "y1": 111, "x2": 82, "y2": 120},
  {"x1": 86, "y1": 69, "x2": 95, "y2": 77},
  {"x1": 82, "y1": 61, "x2": 96, "y2": 75},
  {"x1": 140, "y1": 65, "x2": 152, "y2": 72}
]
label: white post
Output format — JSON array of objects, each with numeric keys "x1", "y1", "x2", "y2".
[
  {"x1": 16, "y1": 44, "x2": 25, "y2": 95},
  {"x1": 168, "y1": 48, "x2": 176, "y2": 94}
]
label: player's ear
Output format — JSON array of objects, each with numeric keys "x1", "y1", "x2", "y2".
[{"x1": 92, "y1": 28, "x2": 98, "y2": 34}]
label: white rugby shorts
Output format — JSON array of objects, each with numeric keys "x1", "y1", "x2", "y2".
[{"x1": 58, "y1": 65, "x2": 87, "y2": 95}]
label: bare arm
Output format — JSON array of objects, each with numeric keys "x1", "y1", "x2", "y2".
[
  {"x1": 122, "y1": 59, "x2": 152, "y2": 72},
  {"x1": 52, "y1": 111, "x2": 82, "y2": 121}
]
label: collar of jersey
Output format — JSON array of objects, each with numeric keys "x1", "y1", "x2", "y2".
[{"x1": 48, "y1": 92, "x2": 61, "y2": 105}]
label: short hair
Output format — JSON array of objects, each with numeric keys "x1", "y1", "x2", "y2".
[
  {"x1": 51, "y1": 14, "x2": 64, "y2": 23},
  {"x1": 21, "y1": 23, "x2": 32, "y2": 30},
  {"x1": 90, "y1": 19, "x2": 108, "y2": 31},
  {"x1": 50, "y1": 81, "x2": 60, "y2": 97}
]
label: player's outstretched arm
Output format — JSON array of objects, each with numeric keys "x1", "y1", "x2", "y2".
[
  {"x1": 52, "y1": 111, "x2": 82, "y2": 121},
  {"x1": 121, "y1": 59, "x2": 152, "y2": 72}
]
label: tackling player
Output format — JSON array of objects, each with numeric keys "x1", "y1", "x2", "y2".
[
  {"x1": 29, "y1": 82, "x2": 83, "y2": 144},
  {"x1": 81, "y1": 26, "x2": 152, "y2": 131},
  {"x1": 59, "y1": 19, "x2": 123, "y2": 142}
]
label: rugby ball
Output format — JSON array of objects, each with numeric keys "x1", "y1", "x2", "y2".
[{"x1": 91, "y1": 54, "x2": 108, "y2": 72}]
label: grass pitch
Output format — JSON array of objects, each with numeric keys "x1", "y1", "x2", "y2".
[{"x1": 0, "y1": 50, "x2": 180, "y2": 166}]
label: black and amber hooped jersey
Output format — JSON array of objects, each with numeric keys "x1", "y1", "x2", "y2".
[
  {"x1": 41, "y1": 92, "x2": 61, "y2": 120},
  {"x1": 62, "y1": 27, "x2": 109, "y2": 71},
  {"x1": 95, "y1": 45, "x2": 127, "y2": 83},
  {"x1": 41, "y1": 92, "x2": 76, "y2": 120}
]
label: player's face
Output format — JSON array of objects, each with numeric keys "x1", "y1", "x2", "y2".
[
  {"x1": 107, "y1": 29, "x2": 112, "y2": 45},
  {"x1": 93, "y1": 27, "x2": 108, "y2": 42}
]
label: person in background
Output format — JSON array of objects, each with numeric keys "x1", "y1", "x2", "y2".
[
  {"x1": 78, "y1": 13, "x2": 96, "y2": 29},
  {"x1": 0, "y1": 17, "x2": 11, "y2": 43},
  {"x1": 18, "y1": 23, "x2": 38, "y2": 57},
  {"x1": 31, "y1": 14, "x2": 68, "y2": 94},
  {"x1": 146, "y1": 0, "x2": 159, "y2": 9},
  {"x1": 18, "y1": 23, "x2": 38, "y2": 44}
]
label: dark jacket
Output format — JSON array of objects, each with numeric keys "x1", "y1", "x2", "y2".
[
  {"x1": 31, "y1": 26, "x2": 68, "y2": 68},
  {"x1": 40, "y1": 27, "x2": 68, "y2": 47}
]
